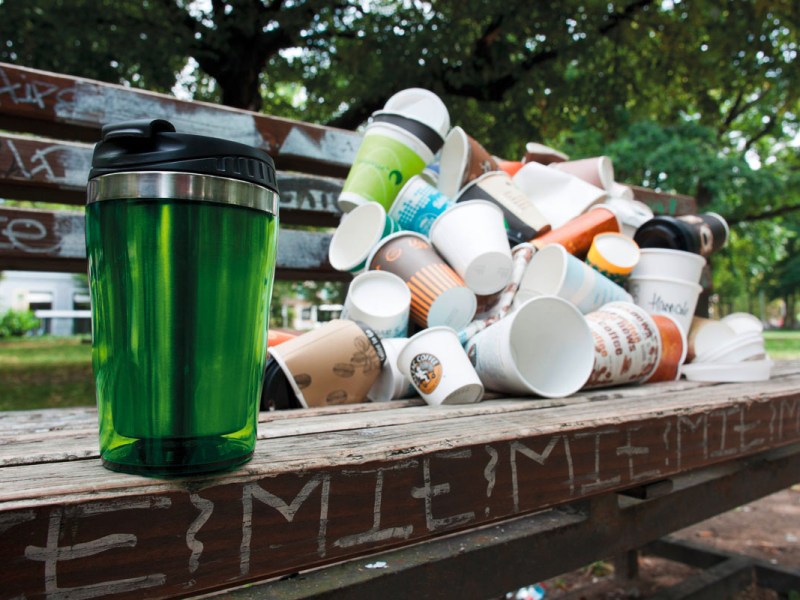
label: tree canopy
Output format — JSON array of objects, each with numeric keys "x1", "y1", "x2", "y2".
[{"x1": 1, "y1": 0, "x2": 799, "y2": 316}]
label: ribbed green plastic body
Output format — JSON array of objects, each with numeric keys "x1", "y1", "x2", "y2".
[{"x1": 86, "y1": 198, "x2": 277, "y2": 476}]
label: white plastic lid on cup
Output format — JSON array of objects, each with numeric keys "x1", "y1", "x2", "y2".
[
  {"x1": 382, "y1": 88, "x2": 450, "y2": 142},
  {"x1": 429, "y1": 200, "x2": 513, "y2": 295},
  {"x1": 397, "y1": 326, "x2": 484, "y2": 406},
  {"x1": 681, "y1": 358, "x2": 772, "y2": 382},
  {"x1": 329, "y1": 203, "x2": 392, "y2": 272},
  {"x1": 694, "y1": 331, "x2": 765, "y2": 364},
  {"x1": 343, "y1": 271, "x2": 411, "y2": 338},
  {"x1": 631, "y1": 248, "x2": 706, "y2": 284},
  {"x1": 688, "y1": 318, "x2": 737, "y2": 362},
  {"x1": 721, "y1": 312, "x2": 764, "y2": 335}
]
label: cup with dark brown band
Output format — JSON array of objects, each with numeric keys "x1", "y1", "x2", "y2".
[
  {"x1": 367, "y1": 231, "x2": 477, "y2": 330},
  {"x1": 268, "y1": 319, "x2": 386, "y2": 408},
  {"x1": 455, "y1": 171, "x2": 551, "y2": 245},
  {"x1": 634, "y1": 213, "x2": 729, "y2": 258},
  {"x1": 438, "y1": 126, "x2": 499, "y2": 197}
]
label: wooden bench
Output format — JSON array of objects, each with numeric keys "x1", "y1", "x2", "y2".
[{"x1": 1, "y1": 63, "x2": 798, "y2": 599}]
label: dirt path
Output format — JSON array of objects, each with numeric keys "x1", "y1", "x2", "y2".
[{"x1": 537, "y1": 486, "x2": 800, "y2": 599}]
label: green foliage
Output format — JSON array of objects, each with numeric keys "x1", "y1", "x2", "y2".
[{"x1": 0, "y1": 309, "x2": 41, "y2": 338}]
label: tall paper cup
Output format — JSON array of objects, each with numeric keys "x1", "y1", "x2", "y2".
[
  {"x1": 328, "y1": 202, "x2": 400, "y2": 272},
  {"x1": 429, "y1": 200, "x2": 513, "y2": 295},
  {"x1": 367, "y1": 338, "x2": 415, "y2": 402},
  {"x1": 532, "y1": 206, "x2": 620, "y2": 259},
  {"x1": 389, "y1": 174, "x2": 453, "y2": 235},
  {"x1": 342, "y1": 271, "x2": 411, "y2": 338},
  {"x1": 338, "y1": 89, "x2": 449, "y2": 212},
  {"x1": 368, "y1": 231, "x2": 477, "y2": 330},
  {"x1": 627, "y1": 275, "x2": 702, "y2": 334},
  {"x1": 584, "y1": 302, "x2": 661, "y2": 388},
  {"x1": 465, "y1": 296, "x2": 594, "y2": 398},
  {"x1": 550, "y1": 156, "x2": 615, "y2": 190},
  {"x1": 397, "y1": 327, "x2": 484, "y2": 405},
  {"x1": 456, "y1": 171, "x2": 551, "y2": 245},
  {"x1": 270, "y1": 320, "x2": 386, "y2": 407},
  {"x1": 438, "y1": 126, "x2": 498, "y2": 197},
  {"x1": 646, "y1": 314, "x2": 688, "y2": 383},
  {"x1": 631, "y1": 248, "x2": 706, "y2": 284},
  {"x1": 517, "y1": 244, "x2": 632, "y2": 314}
]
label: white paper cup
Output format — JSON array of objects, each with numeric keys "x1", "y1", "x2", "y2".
[
  {"x1": 516, "y1": 243, "x2": 632, "y2": 313},
  {"x1": 584, "y1": 302, "x2": 661, "y2": 388},
  {"x1": 397, "y1": 327, "x2": 484, "y2": 406},
  {"x1": 383, "y1": 88, "x2": 450, "y2": 141},
  {"x1": 631, "y1": 248, "x2": 706, "y2": 284},
  {"x1": 429, "y1": 200, "x2": 513, "y2": 295},
  {"x1": 627, "y1": 275, "x2": 703, "y2": 334},
  {"x1": 550, "y1": 156, "x2": 615, "y2": 190},
  {"x1": 367, "y1": 338, "x2": 415, "y2": 402},
  {"x1": 328, "y1": 203, "x2": 400, "y2": 272},
  {"x1": 342, "y1": 271, "x2": 411, "y2": 338},
  {"x1": 465, "y1": 296, "x2": 594, "y2": 398},
  {"x1": 389, "y1": 174, "x2": 453, "y2": 235},
  {"x1": 602, "y1": 197, "x2": 653, "y2": 238}
]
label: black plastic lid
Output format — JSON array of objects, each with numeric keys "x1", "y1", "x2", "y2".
[
  {"x1": 89, "y1": 119, "x2": 278, "y2": 193},
  {"x1": 634, "y1": 216, "x2": 699, "y2": 254}
]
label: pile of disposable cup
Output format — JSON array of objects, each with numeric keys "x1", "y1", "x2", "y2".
[
  {"x1": 681, "y1": 313, "x2": 771, "y2": 382},
  {"x1": 263, "y1": 87, "x2": 763, "y2": 411},
  {"x1": 627, "y1": 248, "x2": 705, "y2": 334}
]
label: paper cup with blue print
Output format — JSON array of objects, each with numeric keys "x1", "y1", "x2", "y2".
[{"x1": 389, "y1": 174, "x2": 453, "y2": 235}]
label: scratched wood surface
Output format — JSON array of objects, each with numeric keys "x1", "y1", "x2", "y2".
[{"x1": 1, "y1": 362, "x2": 799, "y2": 599}]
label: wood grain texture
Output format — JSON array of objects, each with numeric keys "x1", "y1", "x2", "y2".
[{"x1": 1, "y1": 364, "x2": 799, "y2": 599}]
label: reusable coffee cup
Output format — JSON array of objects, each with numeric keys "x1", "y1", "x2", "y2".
[
  {"x1": 342, "y1": 270, "x2": 411, "y2": 338},
  {"x1": 532, "y1": 206, "x2": 621, "y2": 259},
  {"x1": 338, "y1": 89, "x2": 449, "y2": 212},
  {"x1": 516, "y1": 243, "x2": 632, "y2": 314},
  {"x1": 438, "y1": 126, "x2": 498, "y2": 197},
  {"x1": 631, "y1": 248, "x2": 706, "y2": 284},
  {"x1": 627, "y1": 275, "x2": 703, "y2": 334},
  {"x1": 269, "y1": 320, "x2": 386, "y2": 408},
  {"x1": 429, "y1": 200, "x2": 513, "y2": 295},
  {"x1": 367, "y1": 338, "x2": 415, "y2": 402},
  {"x1": 550, "y1": 156, "x2": 615, "y2": 190},
  {"x1": 456, "y1": 171, "x2": 551, "y2": 245},
  {"x1": 586, "y1": 233, "x2": 641, "y2": 285},
  {"x1": 584, "y1": 302, "x2": 661, "y2": 389},
  {"x1": 389, "y1": 174, "x2": 453, "y2": 235},
  {"x1": 328, "y1": 202, "x2": 400, "y2": 272},
  {"x1": 86, "y1": 119, "x2": 280, "y2": 476},
  {"x1": 368, "y1": 231, "x2": 477, "y2": 330},
  {"x1": 646, "y1": 314, "x2": 688, "y2": 383},
  {"x1": 465, "y1": 296, "x2": 594, "y2": 398},
  {"x1": 397, "y1": 326, "x2": 484, "y2": 406},
  {"x1": 634, "y1": 213, "x2": 729, "y2": 258}
]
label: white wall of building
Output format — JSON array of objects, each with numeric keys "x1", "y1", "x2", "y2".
[{"x1": 0, "y1": 271, "x2": 90, "y2": 336}]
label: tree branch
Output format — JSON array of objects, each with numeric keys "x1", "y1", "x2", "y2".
[{"x1": 726, "y1": 204, "x2": 800, "y2": 226}]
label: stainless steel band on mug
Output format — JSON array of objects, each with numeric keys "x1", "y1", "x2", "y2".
[{"x1": 87, "y1": 171, "x2": 279, "y2": 215}]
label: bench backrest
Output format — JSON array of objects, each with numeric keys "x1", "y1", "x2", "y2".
[{"x1": 0, "y1": 62, "x2": 696, "y2": 279}]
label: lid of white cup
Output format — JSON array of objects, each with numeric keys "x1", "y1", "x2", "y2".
[{"x1": 380, "y1": 88, "x2": 450, "y2": 142}]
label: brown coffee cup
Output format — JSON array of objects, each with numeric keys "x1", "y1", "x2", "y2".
[
  {"x1": 533, "y1": 206, "x2": 621, "y2": 259},
  {"x1": 269, "y1": 320, "x2": 386, "y2": 408},
  {"x1": 368, "y1": 231, "x2": 477, "y2": 330}
]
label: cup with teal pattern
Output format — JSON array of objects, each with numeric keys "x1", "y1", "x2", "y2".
[{"x1": 389, "y1": 174, "x2": 453, "y2": 235}]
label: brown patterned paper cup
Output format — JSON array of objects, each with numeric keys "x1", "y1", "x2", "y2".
[
  {"x1": 584, "y1": 302, "x2": 661, "y2": 389},
  {"x1": 269, "y1": 319, "x2": 386, "y2": 408},
  {"x1": 438, "y1": 126, "x2": 498, "y2": 197},
  {"x1": 367, "y1": 231, "x2": 477, "y2": 330}
]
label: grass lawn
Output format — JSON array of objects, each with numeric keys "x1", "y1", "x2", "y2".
[
  {"x1": 0, "y1": 336, "x2": 94, "y2": 410},
  {"x1": 2, "y1": 330, "x2": 800, "y2": 412}
]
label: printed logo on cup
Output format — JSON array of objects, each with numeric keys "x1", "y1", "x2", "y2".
[{"x1": 410, "y1": 353, "x2": 443, "y2": 394}]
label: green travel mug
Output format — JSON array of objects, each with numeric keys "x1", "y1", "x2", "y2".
[{"x1": 86, "y1": 119, "x2": 279, "y2": 476}]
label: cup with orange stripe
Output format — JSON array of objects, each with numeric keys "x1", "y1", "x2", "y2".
[
  {"x1": 367, "y1": 231, "x2": 477, "y2": 330},
  {"x1": 586, "y1": 232, "x2": 641, "y2": 286}
]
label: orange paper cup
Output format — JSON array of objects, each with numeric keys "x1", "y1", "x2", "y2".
[{"x1": 646, "y1": 314, "x2": 687, "y2": 383}]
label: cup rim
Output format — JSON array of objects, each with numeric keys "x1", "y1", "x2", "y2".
[
  {"x1": 348, "y1": 269, "x2": 411, "y2": 314},
  {"x1": 590, "y1": 232, "x2": 641, "y2": 269},
  {"x1": 329, "y1": 202, "x2": 389, "y2": 271},
  {"x1": 638, "y1": 247, "x2": 707, "y2": 265},
  {"x1": 529, "y1": 243, "x2": 569, "y2": 296},
  {"x1": 396, "y1": 326, "x2": 460, "y2": 378},
  {"x1": 365, "y1": 230, "x2": 429, "y2": 271},
  {"x1": 628, "y1": 274, "x2": 704, "y2": 291}
]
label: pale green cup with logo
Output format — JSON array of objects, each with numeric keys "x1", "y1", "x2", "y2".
[{"x1": 338, "y1": 88, "x2": 450, "y2": 213}]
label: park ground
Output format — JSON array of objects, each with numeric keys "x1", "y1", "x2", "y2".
[{"x1": 1, "y1": 333, "x2": 798, "y2": 598}]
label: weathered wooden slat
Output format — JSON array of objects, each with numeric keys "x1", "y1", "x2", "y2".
[
  {"x1": 0, "y1": 62, "x2": 361, "y2": 178},
  {"x1": 0, "y1": 133, "x2": 344, "y2": 227},
  {"x1": 0, "y1": 205, "x2": 343, "y2": 279},
  {"x1": 1, "y1": 367, "x2": 799, "y2": 599},
  {"x1": 629, "y1": 184, "x2": 697, "y2": 216}
]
